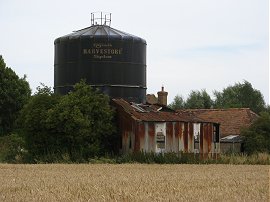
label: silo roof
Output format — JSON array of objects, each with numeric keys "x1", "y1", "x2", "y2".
[{"x1": 55, "y1": 25, "x2": 146, "y2": 44}]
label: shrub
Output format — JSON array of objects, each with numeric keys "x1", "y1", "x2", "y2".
[
  {"x1": 18, "y1": 81, "x2": 115, "y2": 162},
  {"x1": 0, "y1": 134, "x2": 27, "y2": 163},
  {"x1": 241, "y1": 112, "x2": 270, "y2": 154}
]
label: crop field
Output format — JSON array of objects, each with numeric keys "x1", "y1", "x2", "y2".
[{"x1": 0, "y1": 164, "x2": 269, "y2": 201}]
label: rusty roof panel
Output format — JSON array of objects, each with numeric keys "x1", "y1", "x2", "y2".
[
  {"x1": 178, "y1": 108, "x2": 258, "y2": 137},
  {"x1": 112, "y1": 99, "x2": 214, "y2": 123}
]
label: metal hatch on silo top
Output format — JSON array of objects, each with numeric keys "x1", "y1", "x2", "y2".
[{"x1": 54, "y1": 12, "x2": 147, "y2": 103}]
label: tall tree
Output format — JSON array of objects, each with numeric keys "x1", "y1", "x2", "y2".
[
  {"x1": 0, "y1": 55, "x2": 31, "y2": 135},
  {"x1": 214, "y1": 80, "x2": 265, "y2": 114},
  {"x1": 185, "y1": 89, "x2": 213, "y2": 109},
  {"x1": 168, "y1": 95, "x2": 185, "y2": 110}
]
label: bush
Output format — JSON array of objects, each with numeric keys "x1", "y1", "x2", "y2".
[
  {"x1": 17, "y1": 84, "x2": 60, "y2": 160},
  {"x1": 18, "y1": 81, "x2": 115, "y2": 162},
  {"x1": 241, "y1": 112, "x2": 270, "y2": 154},
  {"x1": 45, "y1": 80, "x2": 115, "y2": 159},
  {"x1": 0, "y1": 134, "x2": 27, "y2": 163}
]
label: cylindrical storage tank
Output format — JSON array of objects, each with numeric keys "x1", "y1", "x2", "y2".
[{"x1": 54, "y1": 24, "x2": 146, "y2": 103}]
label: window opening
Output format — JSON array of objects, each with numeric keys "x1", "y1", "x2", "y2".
[{"x1": 156, "y1": 132, "x2": 165, "y2": 150}]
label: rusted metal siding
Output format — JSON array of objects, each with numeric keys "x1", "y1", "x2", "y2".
[
  {"x1": 203, "y1": 123, "x2": 209, "y2": 154},
  {"x1": 138, "y1": 122, "x2": 145, "y2": 151},
  {"x1": 148, "y1": 122, "x2": 155, "y2": 152},
  {"x1": 119, "y1": 114, "x2": 134, "y2": 153},
  {"x1": 179, "y1": 123, "x2": 184, "y2": 151},
  {"x1": 115, "y1": 104, "x2": 220, "y2": 156},
  {"x1": 183, "y1": 123, "x2": 189, "y2": 152},
  {"x1": 188, "y1": 123, "x2": 194, "y2": 152},
  {"x1": 172, "y1": 123, "x2": 177, "y2": 152},
  {"x1": 173, "y1": 122, "x2": 180, "y2": 152},
  {"x1": 113, "y1": 98, "x2": 220, "y2": 157},
  {"x1": 197, "y1": 123, "x2": 218, "y2": 158},
  {"x1": 174, "y1": 122, "x2": 180, "y2": 152},
  {"x1": 134, "y1": 121, "x2": 140, "y2": 152},
  {"x1": 207, "y1": 123, "x2": 213, "y2": 154},
  {"x1": 166, "y1": 122, "x2": 173, "y2": 152},
  {"x1": 144, "y1": 123, "x2": 148, "y2": 152},
  {"x1": 200, "y1": 123, "x2": 204, "y2": 154}
]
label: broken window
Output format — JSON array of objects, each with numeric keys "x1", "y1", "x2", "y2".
[
  {"x1": 156, "y1": 132, "x2": 165, "y2": 149},
  {"x1": 213, "y1": 124, "x2": 220, "y2": 143},
  {"x1": 155, "y1": 123, "x2": 166, "y2": 153},
  {"x1": 129, "y1": 135, "x2": 132, "y2": 149},
  {"x1": 193, "y1": 123, "x2": 200, "y2": 153}
]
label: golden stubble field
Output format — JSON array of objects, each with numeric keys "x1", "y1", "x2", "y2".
[{"x1": 0, "y1": 164, "x2": 269, "y2": 202}]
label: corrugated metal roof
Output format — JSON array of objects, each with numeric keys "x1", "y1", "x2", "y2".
[
  {"x1": 177, "y1": 108, "x2": 258, "y2": 137},
  {"x1": 55, "y1": 25, "x2": 146, "y2": 44},
  {"x1": 112, "y1": 99, "x2": 216, "y2": 123}
]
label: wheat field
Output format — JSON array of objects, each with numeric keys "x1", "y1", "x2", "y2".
[{"x1": 0, "y1": 164, "x2": 269, "y2": 201}]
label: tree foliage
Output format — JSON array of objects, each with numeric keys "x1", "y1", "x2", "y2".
[
  {"x1": 168, "y1": 95, "x2": 185, "y2": 110},
  {"x1": 169, "y1": 81, "x2": 266, "y2": 113},
  {"x1": 17, "y1": 84, "x2": 60, "y2": 158},
  {"x1": 18, "y1": 81, "x2": 115, "y2": 161},
  {"x1": 241, "y1": 112, "x2": 270, "y2": 154},
  {"x1": 0, "y1": 133, "x2": 26, "y2": 163},
  {"x1": 185, "y1": 89, "x2": 212, "y2": 109},
  {"x1": 0, "y1": 55, "x2": 31, "y2": 135},
  {"x1": 214, "y1": 80, "x2": 265, "y2": 113},
  {"x1": 169, "y1": 90, "x2": 213, "y2": 110},
  {"x1": 46, "y1": 81, "x2": 115, "y2": 159}
]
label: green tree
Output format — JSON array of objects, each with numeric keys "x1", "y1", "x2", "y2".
[
  {"x1": 17, "y1": 84, "x2": 60, "y2": 158},
  {"x1": 264, "y1": 105, "x2": 270, "y2": 114},
  {"x1": 241, "y1": 112, "x2": 270, "y2": 154},
  {"x1": 169, "y1": 95, "x2": 185, "y2": 110},
  {"x1": 0, "y1": 55, "x2": 31, "y2": 135},
  {"x1": 19, "y1": 81, "x2": 115, "y2": 161},
  {"x1": 185, "y1": 89, "x2": 213, "y2": 109},
  {"x1": 214, "y1": 80, "x2": 265, "y2": 114},
  {"x1": 46, "y1": 81, "x2": 115, "y2": 159}
]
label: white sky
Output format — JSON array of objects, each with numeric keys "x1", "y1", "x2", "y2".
[{"x1": 0, "y1": 0, "x2": 269, "y2": 104}]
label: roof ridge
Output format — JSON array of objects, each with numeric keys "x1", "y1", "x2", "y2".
[{"x1": 179, "y1": 108, "x2": 252, "y2": 112}]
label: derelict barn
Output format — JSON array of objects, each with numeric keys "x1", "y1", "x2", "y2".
[
  {"x1": 112, "y1": 96, "x2": 220, "y2": 157},
  {"x1": 54, "y1": 12, "x2": 220, "y2": 156},
  {"x1": 178, "y1": 108, "x2": 258, "y2": 153}
]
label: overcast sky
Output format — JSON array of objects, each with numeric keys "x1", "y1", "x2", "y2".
[{"x1": 0, "y1": 0, "x2": 269, "y2": 104}]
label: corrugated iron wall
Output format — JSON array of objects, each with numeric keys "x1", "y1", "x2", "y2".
[
  {"x1": 166, "y1": 122, "x2": 173, "y2": 151},
  {"x1": 119, "y1": 114, "x2": 220, "y2": 155}
]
